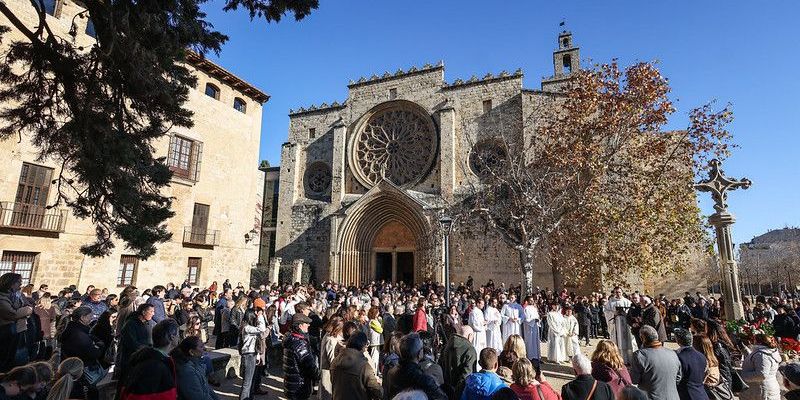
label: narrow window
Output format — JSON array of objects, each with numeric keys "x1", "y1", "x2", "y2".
[
  {"x1": 389, "y1": 88, "x2": 398, "y2": 100},
  {"x1": 562, "y1": 38, "x2": 569, "y2": 48},
  {"x1": 204, "y1": 83, "x2": 220, "y2": 100},
  {"x1": 187, "y1": 258, "x2": 201, "y2": 285},
  {"x1": 233, "y1": 97, "x2": 247, "y2": 113},
  {"x1": 309, "y1": 128, "x2": 316, "y2": 139},
  {"x1": 0, "y1": 252, "x2": 37, "y2": 285},
  {"x1": 118, "y1": 255, "x2": 137, "y2": 287},
  {"x1": 167, "y1": 135, "x2": 203, "y2": 181},
  {"x1": 482, "y1": 99, "x2": 492, "y2": 114},
  {"x1": 563, "y1": 55, "x2": 572, "y2": 74}
]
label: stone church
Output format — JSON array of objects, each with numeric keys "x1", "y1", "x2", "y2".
[{"x1": 274, "y1": 31, "x2": 709, "y2": 294}]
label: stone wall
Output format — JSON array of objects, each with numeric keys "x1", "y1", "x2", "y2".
[{"x1": 0, "y1": 1, "x2": 265, "y2": 290}]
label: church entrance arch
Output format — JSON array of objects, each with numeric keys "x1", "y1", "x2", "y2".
[{"x1": 335, "y1": 182, "x2": 431, "y2": 286}]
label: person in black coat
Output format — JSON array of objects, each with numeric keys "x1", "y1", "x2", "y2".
[
  {"x1": 385, "y1": 333, "x2": 447, "y2": 400},
  {"x1": 562, "y1": 354, "x2": 615, "y2": 400},
  {"x1": 115, "y1": 304, "x2": 154, "y2": 380},
  {"x1": 122, "y1": 320, "x2": 180, "y2": 399},
  {"x1": 574, "y1": 299, "x2": 592, "y2": 346},
  {"x1": 773, "y1": 305, "x2": 797, "y2": 339},
  {"x1": 283, "y1": 314, "x2": 320, "y2": 400},
  {"x1": 674, "y1": 329, "x2": 709, "y2": 400},
  {"x1": 59, "y1": 307, "x2": 103, "y2": 367}
]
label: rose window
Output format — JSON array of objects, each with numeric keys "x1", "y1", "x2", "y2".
[
  {"x1": 304, "y1": 162, "x2": 331, "y2": 196},
  {"x1": 350, "y1": 105, "x2": 438, "y2": 188},
  {"x1": 469, "y1": 139, "x2": 507, "y2": 179}
]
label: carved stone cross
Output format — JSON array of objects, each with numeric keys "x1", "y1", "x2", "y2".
[{"x1": 694, "y1": 159, "x2": 752, "y2": 212}]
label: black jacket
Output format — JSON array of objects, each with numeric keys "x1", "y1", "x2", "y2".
[
  {"x1": 283, "y1": 331, "x2": 320, "y2": 399},
  {"x1": 439, "y1": 334, "x2": 477, "y2": 398},
  {"x1": 773, "y1": 314, "x2": 797, "y2": 338},
  {"x1": 123, "y1": 347, "x2": 175, "y2": 396},
  {"x1": 60, "y1": 320, "x2": 103, "y2": 366},
  {"x1": 561, "y1": 374, "x2": 614, "y2": 400},
  {"x1": 712, "y1": 342, "x2": 733, "y2": 388},
  {"x1": 116, "y1": 315, "x2": 152, "y2": 378},
  {"x1": 642, "y1": 304, "x2": 668, "y2": 342},
  {"x1": 676, "y1": 347, "x2": 709, "y2": 400},
  {"x1": 574, "y1": 303, "x2": 592, "y2": 326},
  {"x1": 386, "y1": 360, "x2": 447, "y2": 400}
]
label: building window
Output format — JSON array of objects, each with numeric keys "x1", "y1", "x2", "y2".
[
  {"x1": 187, "y1": 258, "x2": 201, "y2": 285},
  {"x1": 204, "y1": 83, "x2": 220, "y2": 100},
  {"x1": 167, "y1": 135, "x2": 203, "y2": 181},
  {"x1": 563, "y1": 55, "x2": 572, "y2": 74},
  {"x1": 482, "y1": 99, "x2": 492, "y2": 114},
  {"x1": 10, "y1": 163, "x2": 54, "y2": 229},
  {"x1": 189, "y1": 203, "x2": 210, "y2": 243},
  {"x1": 309, "y1": 128, "x2": 316, "y2": 139},
  {"x1": 0, "y1": 252, "x2": 37, "y2": 285},
  {"x1": 233, "y1": 98, "x2": 247, "y2": 113},
  {"x1": 118, "y1": 255, "x2": 137, "y2": 287},
  {"x1": 389, "y1": 88, "x2": 397, "y2": 100},
  {"x1": 85, "y1": 19, "x2": 96, "y2": 38}
]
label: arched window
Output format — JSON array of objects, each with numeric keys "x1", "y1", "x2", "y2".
[
  {"x1": 563, "y1": 54, "x2": 572, "y2": 74},
  {"x1": 204, "y1": 83, "x2": 220, "y2": 100},
  {"x1": 233, "y1": 97, "x2": 247, "y2": 113}
]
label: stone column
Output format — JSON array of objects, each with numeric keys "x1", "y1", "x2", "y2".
[
  {"x1": 330, "y1": 120, "x2": 347, "y2": 203},
  {"x1": 709, "y1": 211, "x2": 745, "y2": 320},
  {"x1": 292, "y1": 259, "x2": 305, "y2": 284},
  {"x1": 269, "y1": 257, "x2": 281, "y2": 284},
  {"x1": 438, "y1": 105, "x2": 456, "y2": 202}
]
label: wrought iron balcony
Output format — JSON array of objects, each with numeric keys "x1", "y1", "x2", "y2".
[
  {"x1": 0, "y1": 202, "x2": 66, "y2": 233},
  {"x1": 182, "y1": 227, "x2": 220, "y2": 246}
]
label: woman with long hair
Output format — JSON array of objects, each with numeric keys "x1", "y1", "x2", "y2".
[
  {"x1": 740, "y1": 334, "x2": 781, "y2": 400},
  {"x1": 90, "y1": 311, "x2": 116, "y2": 368},
  {"x1": 590, "y1": 339, "x2": 632, "y2": 396},
  {"x1": 185, "y1": 316, "x2": 206, "y2": 343},
  {"x1": 239, "y1": 309, "x2": 266, "y2": 400},
  {"x1": 510, "y1": 358, "x2": 560, "y2": 400},
  {"x1": 170, "y1": 336, "x2": 218, "y2": 400},
  {"x1": 693, "y1": 334, "x2": 731, "y2": 400},
  {"x1": 0, "y1": 364, "x2": 37, "y2": 398},
  {"x1": 34, "y1": 294, "x2": 58, "y2": 356},
  {"x1": 501, "y1": 334, "x2": 527, "y2": 367},
  {"x1": 319, "y1": 316, "x2": 344, "y2": 400},
  {"x1": 707, "y1": 320, "x2": 736, "y2": 391},
  {"x1": 49, "y1": 357, "x2": 85, "y2": 400}
]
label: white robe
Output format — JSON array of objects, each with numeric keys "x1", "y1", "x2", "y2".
[
  {"x1": 485, "y1": 306, "x2": 503, "y2": 352},
  {"x1": 547, "y1": 311, "x2": 567, "y2": 363},
  {"x1": 469, "y1": 307, "x2": 487, "y2": 360},
  {"x1": 523, "y1": 305, "x2": 541, "y2": 360},
  {"x1": 564, "y1": 314, "x2": 580, "y2": 358},
  {"x1": 604, "y1": 296, "x2": 638, "y2": 364},
  {"x1": 500, "y1": 302, "x2": 523, "y2": 343}
]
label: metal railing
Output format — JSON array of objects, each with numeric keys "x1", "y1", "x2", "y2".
[
  {"x1": 0, "y1": 202, "x2": 66, "y2": 233},
  {"x1": 182, "y1": 227, "x2": 220, "y2": 246}
]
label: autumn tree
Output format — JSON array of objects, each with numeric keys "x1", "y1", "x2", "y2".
[
  {"x1": 463, "y1": 61, "x2": 734, "y2": 294},
  {"x1": 0, "y1": 0, "x2": 317, "y2": 258}
]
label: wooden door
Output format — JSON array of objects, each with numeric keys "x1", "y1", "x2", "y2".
[
  {"x1": 191, "y1": 203, "x2": 209, "y2": 243},
  {"x1": 13, "y1": 163, "x2": 52, "y2": 228}
]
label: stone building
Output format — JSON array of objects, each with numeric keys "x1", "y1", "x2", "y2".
[
  {"x1": 258, "y1": 161, "x2": 281, "y2": 266},
  {"x1": 274, "y1": 32, "x2": 586, "y2": 288},
  {"x1": 0, "y1": 0, "x2": 268, "y2": 289}
]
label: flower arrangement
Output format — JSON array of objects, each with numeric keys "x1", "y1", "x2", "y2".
[{"x1": 725, "y1": 319, "x2": 774, "y2": 347}]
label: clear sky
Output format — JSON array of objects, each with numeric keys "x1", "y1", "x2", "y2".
[{"x1": 201, "y1": 0, "x2": 800, "y2": 246}]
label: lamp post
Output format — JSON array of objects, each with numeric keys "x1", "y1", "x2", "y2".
[
  {"x1": 694, "y1": 159, "x2": 751, "y2": 320},
  {"x1": 439, "y1": 215, "x2": 454, "y2": 307}
]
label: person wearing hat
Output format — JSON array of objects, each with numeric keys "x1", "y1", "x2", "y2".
[
  {"x1": 780, "y1": 363, "x2": 800, "y2": 400},
  {"x1": 283, "y1": 313, "x2": 319, "y2": 400}
]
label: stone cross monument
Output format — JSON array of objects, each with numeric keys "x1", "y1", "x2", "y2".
[{"x1": 694, "y1": 159, "x2": 751, "y2": 320}]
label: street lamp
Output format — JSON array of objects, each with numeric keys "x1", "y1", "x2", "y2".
[{"x1": 439, "y1": 215, "x2": 454, "y2": 307}]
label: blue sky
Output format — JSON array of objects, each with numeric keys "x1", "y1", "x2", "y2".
[{"x1": 201, "y1": 1, "x2": 800, "y2": 246}]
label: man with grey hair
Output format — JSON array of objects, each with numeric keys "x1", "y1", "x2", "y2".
[
  {"x1": 641, "y1": 295, "x2": 668, "y2": 342},
  {"x1": 561, "y1": 354, "x2": 614, "y2": 400},
  {"x1": 631, "y1": 325, "x2": 681, "y2": 400},
  {"x1": 385, "y1": 333, "x2": 447, "y2": 400}
]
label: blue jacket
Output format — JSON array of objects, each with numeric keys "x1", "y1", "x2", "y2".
[
  {"x1": 146, "y1": 296, "x2": 167, "y2": 323},
  {"x1": 676, "y1": 347, "x2": 709, "y2": 400},
  {"x1": 460, "y1": 370, "x2": 506, "y2": 400}
]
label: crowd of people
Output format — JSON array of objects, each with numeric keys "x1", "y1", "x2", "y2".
[{"x1": 0, "y1": 272, "x2": 799, "y2": 400}]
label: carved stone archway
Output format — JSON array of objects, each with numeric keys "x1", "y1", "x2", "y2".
[{"x1": 333, "y1": 180, "x2": 432, "y2": 285}]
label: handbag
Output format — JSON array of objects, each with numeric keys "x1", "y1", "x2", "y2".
[
  {"x1": 706, "y1": 382, "x2": 734, "y2": 400},
  {"x1": 731, "y1": 370, "x2": 749, "y2": 393},
  {"x1": 83, "y1": 362, "x2": 107, "y2": 387}
]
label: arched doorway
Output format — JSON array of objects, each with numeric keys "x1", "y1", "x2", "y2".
[
  {"x1": 372, "y1": 220, "x2": 416, "y2": 284},
  {"x1": 334, "y1": 181, "x2": 431, "y2": 285}
]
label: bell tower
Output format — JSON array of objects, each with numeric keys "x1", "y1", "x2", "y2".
[{"x1": 542, "y1": 30, "x2": 581, "y2": 91}]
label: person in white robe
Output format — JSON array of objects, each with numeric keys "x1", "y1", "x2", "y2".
[
  {"x1": 522, "y1": 296, "x2": 541, "y2": 361},
  {"x1": 485, "y1": 298, "x2": 503, "y2": 352},
  {"x1": 603, "y1": 286, "x2": 638, "y2": 364},
  {"x1": 563, "y1": 306, "x2": 580, "y2": 358},
  {"x1": 546, "y1": 303, "x2": 567, "y2": 363},
  {"x1": 500, "y1": 294, "x2": 523, "y2": 343},
  {"x1": 469, "y1": 298, "x2": 488, "y2": 366}
]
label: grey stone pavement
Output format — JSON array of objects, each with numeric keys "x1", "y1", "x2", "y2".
[{"x1": 211, "y1": 338, "x2": 680, "y2": 400}]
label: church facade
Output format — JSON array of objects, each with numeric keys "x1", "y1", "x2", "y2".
[{"x1": 274, "y1": 32, "x2": 710, "y2": 294}]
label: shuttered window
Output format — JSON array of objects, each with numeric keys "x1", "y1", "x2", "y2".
[
  {"x1": 118, "y1": 255, "x2": 137, "y2": 287},
  {"x1": 0, "y1": 252, "x2": 37, "y2": 285},
  {"x1": 167, "y1": 135, "x2": 203, "y2": 181},
  {"x1": 11, "y1": 163, "x2": 53, "y2": 229},
  {"x1": 187, "y1": 258, "x2": 201, "y2": 285},
  {"x1": 190, "y1": 203, "x2": 210, "y2": 243}
]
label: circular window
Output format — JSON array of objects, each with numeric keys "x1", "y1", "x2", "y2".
[
  {"x1": 469, "y1": 139, "x2": 507, "y2": 179},
  {"x1": 349, "y1": 102, "x2": 438, "y2": 188},
  {"x1": 304, "y1": 162, "x2": 331, "y2": 196}
]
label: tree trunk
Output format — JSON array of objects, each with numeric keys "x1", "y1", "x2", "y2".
[{"x1": 519, "y1": 248, "x2": 535, "y2": 299}]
